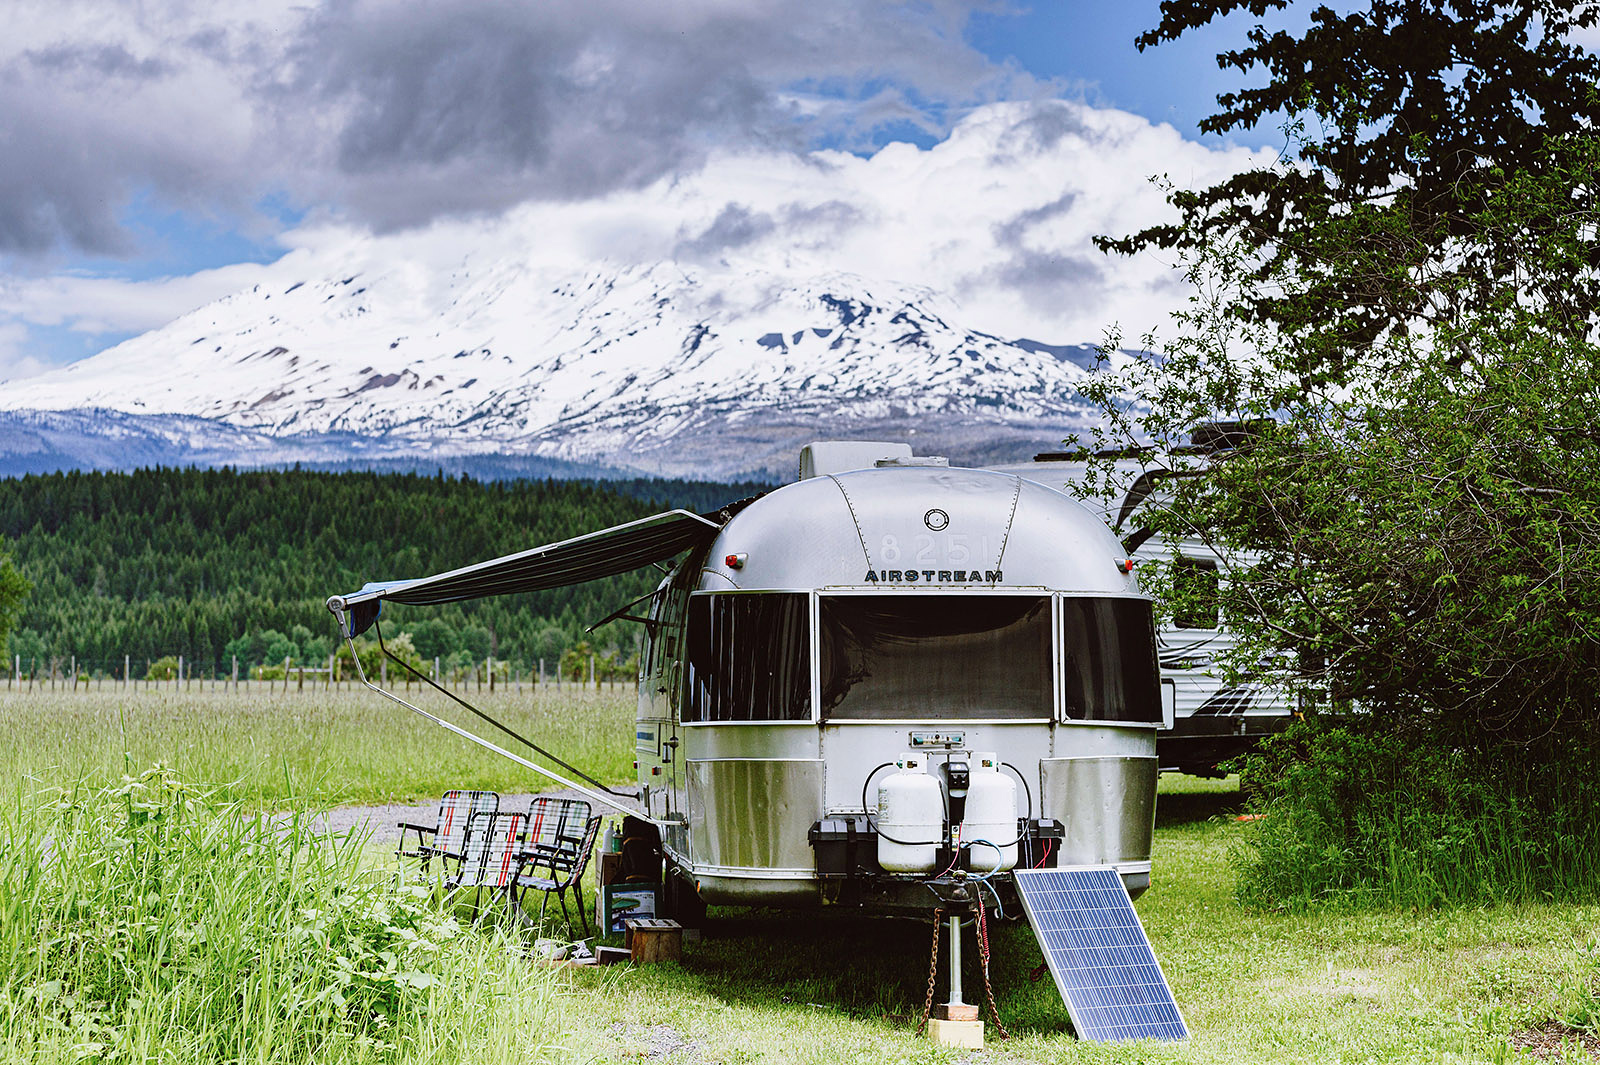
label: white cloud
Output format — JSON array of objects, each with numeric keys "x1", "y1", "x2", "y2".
[
  {"x1": 0, "y1": 0, "x2": 1018, "y2": 258},
  {"x1": 0, "y1": 322, "x2": 50, "y2": 382},
  {"x1": 0, "y1": 98, "x2": 1268, "y2": 382},
  {"x1": 0, "y1": 262, "x2": 279, "y2": 335}
]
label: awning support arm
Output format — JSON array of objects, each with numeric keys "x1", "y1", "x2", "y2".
[
  {"x1": 329, "y1": 605, "x2": 661, "y2": 826},
  {"x1": 373, "y1": 619, "x2": 635, "y2": 799}
]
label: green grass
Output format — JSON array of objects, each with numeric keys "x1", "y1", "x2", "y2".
[
  {"x1": 0, "y1": 685, "x2": 636, "y2": 806},
  {"x1": 0, "y1": 767, "x2": 569, "y2": 1064},
  {"x1": 548, "y1": 779, "x2": 1600, "y2": 1064},
  {"x1": 7, "y1": 690, "x2": 1598, "y2": 1062}
]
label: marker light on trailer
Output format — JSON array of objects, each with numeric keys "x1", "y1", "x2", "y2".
[{"x1": 725, "y1": 552, "x2": 747, "y2": 569}]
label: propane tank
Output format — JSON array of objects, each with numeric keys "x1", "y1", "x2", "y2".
[
  {"x1": 876, "y1": 756, "x2": 943, "y2": 873},
  {"x1": 961, "y1": 752, "x2": 1018, "y2": 872}
]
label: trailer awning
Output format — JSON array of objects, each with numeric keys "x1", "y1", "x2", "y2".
[{"x1": 328, "y1": 509, "x2": 724, "y2": 636}]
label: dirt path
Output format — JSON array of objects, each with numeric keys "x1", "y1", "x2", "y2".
[{"x1": 314, "y1": 786, "x2": 641, "y2": 846}]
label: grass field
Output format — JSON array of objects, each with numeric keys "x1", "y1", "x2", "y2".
[
  {"x1": 4, "y1": 688, "x2": 1597, "y2": 1063},
  {"x1": 0, "y1": 685, "x2": 636, "y2": 805}
]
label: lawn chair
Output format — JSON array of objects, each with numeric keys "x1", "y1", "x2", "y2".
[
  {"x1": 522, "y1": 796, "x2": 592, "y2": 867},
  {"x1": 398, "y1": 790, "x2": 499, "y2": 881},
  {"x1": 445, "y1": 810, "x2": 528, "y2": 918},
  {"x1": 512, "y1": 814, "x2": 603, "y2": 935}
]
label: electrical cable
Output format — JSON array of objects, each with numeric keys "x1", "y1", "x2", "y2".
[
  {"x1": 863, "y1": 760, "x2": 946, "y2": 846},
  {"x1": 999, "y1": 761, "x2": 1033, "y2": 822}
]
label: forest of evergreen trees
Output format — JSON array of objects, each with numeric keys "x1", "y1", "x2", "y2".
[{"x1": 0, "y1": 467, "x2": 766, "y2": 678}]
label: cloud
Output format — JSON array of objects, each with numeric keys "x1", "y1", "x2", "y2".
[
  {"x1": 0, "y1": 322, "x2": 50, "y2": 382},
  {"x1": 0, "y1": 262, "x2": 278, "y2": 335},
  {"x1": 0, "y1": 0, "x2": 1022, "y2": 258},
  {"x1": 0, "y1": 98, "x2": 1272, "y2": 381}
]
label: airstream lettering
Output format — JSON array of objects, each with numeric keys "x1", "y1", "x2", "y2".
[{"x1": 325, "y1": 441, "x2": 1164, "y2": 918}]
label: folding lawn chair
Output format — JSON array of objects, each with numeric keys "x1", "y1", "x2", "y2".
[
  {"x1": 522, "y1": 796, "x2": 592, "y2": 867},
  {"x1": 444, "y1": 810, "x2": 528, "y2": 918},
  {"x1": 511, "y1": 814, "x2": 603, "y2": 935},
  {"x1": 397, "y1": 790, "x2": 499, "y2": 882}
]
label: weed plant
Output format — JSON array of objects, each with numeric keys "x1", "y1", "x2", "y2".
[
  {"x1": 0, "y1": 687, "x2": 635, "y2": 806},
  {"x1": 0, "y1": 766, "x2": 566, "y2": 1064},
  {"x1": 1234, "y1": 718, "x2": 1600, "y2": 909}
]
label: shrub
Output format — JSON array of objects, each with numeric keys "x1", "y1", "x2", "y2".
[
  {"x1": 144, "y1": 655, "x2": 179, "y2": 681},
  {"x1": 1234, "y1": 718, "x2": 1600, "y2": 909}
]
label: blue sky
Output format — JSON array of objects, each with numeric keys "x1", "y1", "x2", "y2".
[{"x1": 0, "y1": 1, "x2": 1296, "y2": 380}]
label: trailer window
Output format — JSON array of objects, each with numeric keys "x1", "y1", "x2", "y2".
[
  {"x1": 685, "y1": 594, "x2": 811, "y2": 722},
  {"x1": 1060, "y1": 598, "x2": 1160, "y2": 723},
  {"x1": 820, "y1": 595, "x2": 1051, "y2": 720}
]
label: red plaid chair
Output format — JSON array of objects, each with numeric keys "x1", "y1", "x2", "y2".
[
  {"x1": 446, "y1": 811, "x2": 528, "y2": 915},
  {"x1": 398, "y1": 790, "x2": 499, "y2": 880},
  {"x1": 512, "y1": 814, "x2": 603, "y2": 935},
  {"x1": 521, "y1": 797, "x2": 592, "y2": 866}
]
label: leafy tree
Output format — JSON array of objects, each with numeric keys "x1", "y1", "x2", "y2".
[
  {"x1": 1080, "y1": 2, "x2": 1600, "y2": 904},
  {"x1": 1103, "y1": 0, "x2": 1600, "y2": 380},
  {"x1": 405, "y1": 618, "x2": 456, "y2": 662},
  {"x1": 146, "y1": 655, "x2": 179, "y2": 681}
]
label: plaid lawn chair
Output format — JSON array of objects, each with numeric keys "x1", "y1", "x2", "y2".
[
  {"x1": 398, "y1": 790, "x2": 499, "y2": 881},
  {"x1": 445, "y1": 810, "x2": 528, "y2": 917},
  {"x1": 522, "y1": 796, "x2": 592, "y2": 867},
  {"x1": 512, "y1": 814, "x2": 603, "y2": 935}
]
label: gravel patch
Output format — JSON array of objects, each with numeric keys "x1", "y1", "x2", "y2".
[
  {"x1": 608, "y1": 1022, "x2": 707, "y2": 1061},
  {"x1": 314, "y1": 786, "x2": 641, "y2": 847}
]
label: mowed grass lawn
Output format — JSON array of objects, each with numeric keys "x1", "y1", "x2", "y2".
[{"x1": 3, "y1": 687, "x2": 1595, "y2": 1063}]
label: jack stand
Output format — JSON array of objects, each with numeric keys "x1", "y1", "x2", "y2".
[{"x1": 929, "y1": 914, "x2": 984, "y2": 1049}]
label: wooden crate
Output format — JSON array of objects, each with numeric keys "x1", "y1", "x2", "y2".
[{"x1": 624, "y1": 918, "x2": 683, "y2": 963}]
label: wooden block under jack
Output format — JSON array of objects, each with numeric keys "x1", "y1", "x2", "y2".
[
  {"x1": 928, "y1": 1018, "x2": 984, "y2": 1049},
  {"x1": 933, "y1": 1003, "x2": 980, "y2": 1022}
]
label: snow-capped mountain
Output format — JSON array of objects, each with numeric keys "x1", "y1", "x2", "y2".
[{"x1": 0, "y1": 260, "x2": 1109, "y2": 480}]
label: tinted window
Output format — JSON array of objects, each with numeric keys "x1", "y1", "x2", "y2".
[
  {"x1": 685, "y1": 594, "x2": 811, "y2": 722},
  {"x1": 1061, "y1": 598, "x2": 1160, "y2": 723},
  {"x1": 820, "y1": 596, "x2": 1051, "y2": 720}
]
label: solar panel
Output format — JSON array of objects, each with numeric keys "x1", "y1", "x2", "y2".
[{"x1": 1013, "y1": 866, "x2": 1188, "y2": 1042}]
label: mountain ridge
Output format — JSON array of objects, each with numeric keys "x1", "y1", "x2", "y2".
[{"x1": 0, "y1": 261, "x2": 1105, "y2": 479}]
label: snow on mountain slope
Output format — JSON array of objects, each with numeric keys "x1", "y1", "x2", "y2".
[{"x1": 0, "y1": 259, "x2": 1108, "y2": 479}]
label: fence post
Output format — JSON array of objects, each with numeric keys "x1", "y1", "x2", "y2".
[
  {"x1": 327, "y1": 654, "x2": 334, "y2": 691},
  {"x1": 488, "y1": 655, "x2": 494, "y2": 693},
  {"x1": 231, "y1": 655, "x2": 238, "y2": 692},
  {"x1": 380, "y1": 654, "x2": 387, "y2": 688}
]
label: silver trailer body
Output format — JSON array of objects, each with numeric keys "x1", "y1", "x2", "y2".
[
  {"x1": 986, "y1": 453, "x2": 1296, "y2": 773},
  {"x1": 634, "y1": 461, "x2": 1163, "y2": 908}
]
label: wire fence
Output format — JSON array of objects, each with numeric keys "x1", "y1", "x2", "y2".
[{"x1": 0, "y1": 653, "x2": 631, "y2": 694}]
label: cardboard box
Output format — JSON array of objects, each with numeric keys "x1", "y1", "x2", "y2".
[{"x1": 600, "y1": 885, "x2": 659, "y2": 934}]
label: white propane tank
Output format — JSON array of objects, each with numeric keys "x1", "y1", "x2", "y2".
[
  {"x1": 961, "y1": 752, "x2": 1018, "y2": 872},
  {"x1": 877, "y1": 756, "x2": 943, "y2": 873}
]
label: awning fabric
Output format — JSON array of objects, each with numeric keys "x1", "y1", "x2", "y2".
[{"x1": 330, "y1": 509, "x2": 724, "y2": 636}]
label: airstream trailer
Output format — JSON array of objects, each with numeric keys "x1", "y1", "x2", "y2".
[{"x1": 326, "y1": 443, "x2": 1164, "y2": 917}]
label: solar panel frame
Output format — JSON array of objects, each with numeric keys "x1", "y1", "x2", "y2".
[{"x1": 1013, "y1": 865, "x2": 1188, "y2": 1042}]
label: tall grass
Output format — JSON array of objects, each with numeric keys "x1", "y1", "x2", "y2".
[
  {"x1": 0, "y1": 688, "x2": 636, "y2": 806},
  {"x1": 1233, "y1": 721, "x2": 1600, "y2": 909},
  {"x1": 0, "y1": 766, "x2": 568, "y2": 1064}
]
